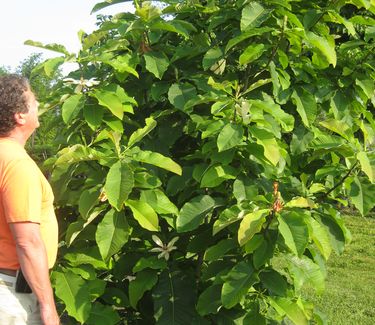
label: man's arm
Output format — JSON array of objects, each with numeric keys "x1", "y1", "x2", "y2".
[{"x1": 10, "y1": 222, "x2": 59, "y2": 325}]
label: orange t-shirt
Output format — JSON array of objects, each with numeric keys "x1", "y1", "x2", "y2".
[{"x1": 0, "y1": 138, "x2": 58, "y2": 269}]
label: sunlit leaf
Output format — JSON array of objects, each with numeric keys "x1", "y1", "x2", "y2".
[
  {"x1": 177, "y1": 195, "x2": 216, "y2": 232},
  {"x1": 53, "y1": 271, "x2": 91, "y2": 323},
  {"x1": 128, "y1": 117, "x2": 157, "y2": 147},
  {"x1": 62, "y1": 94, "x2": 85, "y2": 124},
  {"x1": 238, "y1": 209, "x2": 269, "y2": 246},
  {"x1": 132, "y1": 150, "x2": 182, "y2": 175},
  {"x1": 144, "y1": 51, "x2": 169, "y2": 79},
  {"x1": 278, "y1": 212, "x2": 309, "y2": 256},
  {"x1": 126, "y1": 199, "x2": 159, "y2": 231},
  {"x1": 104, "y1": 161, "x2": 134, "y2": 211},
  {"x1": 241, "y1": 2, "x2": 271, "y2": 31},
  {"x1": 96, "y1": 210, "x2": 130, "y2": 261},
  {"x1": 217, "y1": 123, "x2": 244, "y2": 152}
]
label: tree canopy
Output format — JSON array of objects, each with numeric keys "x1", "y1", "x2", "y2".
[{"x1": 28, "y1": 0, "x2": 374, "y2": 324}]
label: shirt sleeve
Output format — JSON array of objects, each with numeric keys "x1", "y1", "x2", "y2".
[{"x1": 2, "y1": 159, "x2": 42, "y2": 223}]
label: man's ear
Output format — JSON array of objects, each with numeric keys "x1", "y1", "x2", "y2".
[{"x1": 14, "y1": 112, "x2": 27, "y2": 126}]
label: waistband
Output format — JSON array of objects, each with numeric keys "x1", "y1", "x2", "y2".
[{"x1": 0, "y1": 271, "x2": 17, "y2": 288}]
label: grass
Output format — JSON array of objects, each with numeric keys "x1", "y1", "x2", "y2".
[{"x1": 304, "y1": 214, "x2": 375, "y2": 325}]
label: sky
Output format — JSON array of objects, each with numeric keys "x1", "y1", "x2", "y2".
[{"x1": 0, "y1": 0, "x2": 134, "y2": 71}]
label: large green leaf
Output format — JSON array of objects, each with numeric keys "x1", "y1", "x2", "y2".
[
  {"x1": 349, "y1": 176, "x2": 375, "y2": 216},
  {"x1": 92, "y1": 84, "x2": 136, "y2": 119},
  {"x1": 140, "y1": 189, "x2": 178, "y2": 215},
  {"x1": 168, "y1": 83, "x2": 197, "y2": 111},
  {"x1": 133, "y1": 256, "x2": 167, "y2": 273},
  {"x1": 287, "y1": 255, "x2": 325, "y2": 293},
  {"x1": 87, "y1": 278, "x2": 106, "y2": 301},
  {"x1": 83, "y1": 104, "x2": 104, "y2": 130},
  {"x1": 225, "y1": 27, "x2": 273, "y2": 52},
  {"x1": 132, "y1": 150, "x2": 182, "y2": 175},
  {"x1": 55, "y1": 144, "x2": 105, "y2": 166},
  {"x1": 104, "y1": 161, "x2": 134, "y2": 211},
  {"x1": 307, "y1": 217, "x2": 332, "y2": 260},
  {"x1": 221, "y1": 261, "x2": 259, "y2": 308},
  {"x1": 233, "y1": 177, "x2": 258, "y2": 203},
  {"x1": 128, "y1": 117, "x2": 157, "y2": 148},
  {"x1": 62, "y1": 94, "x2": 85, "y2": 124},
  {"x1": 268, "y1": 297, "x2": 308, "y2": 325},
  {"x1": 319, "y1": 119, "x2": 353, "y2": 141},
  {"x1": 317, "y1": 214, "x2": 346, "y2": 255},
  {"x1": 93, "y1": 89, "x2": 123, "y2": 119},
  {"x1": 96, "y1": 210, "x2": 130, "y2": 261},
  {"x1": 126, "y1": 199, "x2": 159, "y2": 231},
  {"x1": 203, "y1": 47, "x2": 224, "y2": 70},
  {"x1": 239, "y1": 44, "x2": 266, "y2": 65},
  {"x1": 291, "y1": 87, "x2": 317, "y2": 127},
  {"x1": 153, "y1": 270, "x2": 199, "y2": 324},
  {"x1": 78, "y1": 187, "x2": 100, "y2": 219},
  {"x1": 217, "y1": 123, "x2": 244, "y2": 152},
  {"x1": 259, "y1": 270, "x2": 288, "y2": 297},
  {"x1": 196, "y1": 284, "x2": 222, "y2": 316},
  {"x1": 357, "y1": 151, "x2": 374, "y2": 183},
  {"x1": 65, "y1": 208, "x2": 104, "y2": 246},
  {"x1": 200, "y1": 165, "x2": 237, "y2": 188},
  {"x1": 150, "y1": 20, "x2": 197, "y2": 38},
  {"x1": 238, "y1": 209, "x2": 269, "y2": 246},
  {"x1": 24, "y1": 40, "x2": 70, "y2": 55},
  {"x1": 278, "y1": 212, "x2": 309, "y2": 256},
  {"x1": 53, "y1": 270, "x2": 91, "y2": 323},
  {"x1": 43, "y1": 57, "x2": 65, "y2": 77},
  {"x1": 64, "y1": 247, "x2": 109, "y2": 270},
  {"x1": 144, "y1": 51, "x2": 170, "y2": 79},
  {"x1": 249, "y1": 126, "x2": 281, "y2": 165},
  {"x1": 99, "y1": 53, "x2": 139, "y2": 77},
  {"x1": 134, "y1": 171, "x2": 162, "y2": 189},
  {"x1": 213, "y1": 206, "x2": 242, "y2": 235},
  {"x1": 306, "y1": 31, "x2": 337, "y2": 67},
  {"x1": 204, "y1": 239, "x2": 237, "y2": 261},
  {"x1": 356, "y1": 78, "x2": 375, "y2": 99},
  {"x1": 241, "y1": 2, "x2": 271, "y2": 31},
  {"x1": 129, "y1": 269, "x2": 158, "y2": 308},
  {"x1": 91, "y1": 0, "x2": 129, "y2": 13},
  {"x1": 177, "y1": 195, "x2": 216, "y2": 232},
  {"x1": 253, "y1": 98, "x2": 295, "y2": 132},
  {"x1": 86, "y1": 302, "x2": 120, "y2": 325}
]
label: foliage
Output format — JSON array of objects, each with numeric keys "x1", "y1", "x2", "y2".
[
  {"x1": 29, "y1": 0, "x2": 375, "y2": 323},
  {"x1": 0, "y1": 65, "x2": 11, "y2": 76},
  {"x1": 19, "y1": 53, "x2": 63, "y2": 163}
]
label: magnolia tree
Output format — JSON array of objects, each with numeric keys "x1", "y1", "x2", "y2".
[{"x1": 29, "y1": 0, "x2": 374, "y2": 324}]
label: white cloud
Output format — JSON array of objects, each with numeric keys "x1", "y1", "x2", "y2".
[{"x1": 0, "y1": 0, "x2": 134, "y2": 70}]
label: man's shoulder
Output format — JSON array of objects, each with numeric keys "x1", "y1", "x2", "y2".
[{"x1": 0, "y1": 143, "x2": 28, "y2": 161}]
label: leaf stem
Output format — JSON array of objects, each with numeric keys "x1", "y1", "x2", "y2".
[
  {"x1": 306, "y1": 0, "x2": 340, "y2": 31},
  {"x1": 252, "y1": 15, "x2": 287, "y2": 81},
  {"x1": 324, "y1": 160, "x2": 358, "y2": 198}
]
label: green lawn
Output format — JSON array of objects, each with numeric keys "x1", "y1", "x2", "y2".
[{"x1": 304, "y1": 214, "x2": 375, "y2": 325}]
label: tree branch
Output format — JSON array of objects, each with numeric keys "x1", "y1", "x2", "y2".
[{"x1": 323, "y1": 161, "x2": 358, "y2": 198}]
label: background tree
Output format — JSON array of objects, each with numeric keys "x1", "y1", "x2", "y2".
[
  {"x1": 18, "y1": 53, "x2": 63, "y2": 161},
  {"x1": 28, "y1": 0, "x2": 374, "y2": 324}
]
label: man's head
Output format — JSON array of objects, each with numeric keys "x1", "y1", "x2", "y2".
[{"x1": 0, "y1": 74, "x2": 39, "y2": 136}]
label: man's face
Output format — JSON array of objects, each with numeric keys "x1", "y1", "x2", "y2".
[{"x1": 23, "y1": 89, "x2": 40, "y2": 131}]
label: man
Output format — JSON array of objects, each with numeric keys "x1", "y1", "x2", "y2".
[{"x1": 0, "y1": 74, "x2": 59, "y2": 325}]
